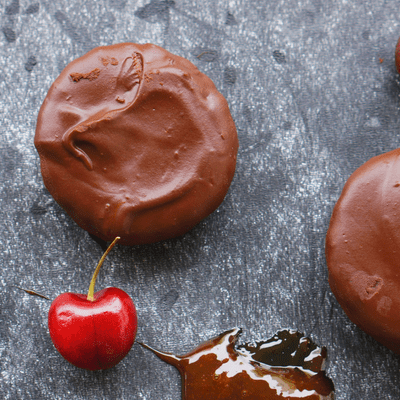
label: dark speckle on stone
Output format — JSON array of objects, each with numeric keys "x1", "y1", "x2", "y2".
[
  {"x1": 30, "y1": 202, "x2": 47, "y2": 216},
  {"x1": 5, "y1": 0, "x2": 19, "y2": 16},
  {"x1": 0, "y1": 147, "x2": 19, "y2": 178},
  {"x1": 108, "y1": 0, "x2": 127, "y2": 11},
  {"x1": 225, "y1": 11, "x2": 237, "y2": 25},
  {"x1": 304, "y1": 10, "x2": 315, "y2": 24},
  {"x1": 193, "y1": 47, "x2": 219, "y2": 62},
  {"x1": 54, "y1": 10, "x2": 80, "y2": 42},
  {"x1": 24, "y1": 3, "x2": 39, "y2": 14},
  {"x1": 362, "y1": 30, "x2": 370, "y2": 40},
  {"x1": 2, "y1": 27, "x2": 16, "y2": 43},
  {"x1": 273, "y1": 50, "x2": 286, "y2": 64},
  {"x1": 159, "y1": 289, "x2": 179, "y2": 312},
  {"x1": 223, "y1": 66, "x2": 237, "y2": 85},
  {"x1": 25, "y1": 55, "x2": 37, "y2": 72},
  {"x1": 243, "y1": 105, "x2": 252, "y2": 124},
  {"x1": 283, "y1": 121, "x2": 292, "y2": 130},
  {"x1": 134, "y1": 0, "x2": 175, "y2": 20},
  {"x1": 54, "y1": 10, "x2": 92, "y2": 50},
  {"x1": 54, "y1": 10, "x2": 66, "y2": 23}
]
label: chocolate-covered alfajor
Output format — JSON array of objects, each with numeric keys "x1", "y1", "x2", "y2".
[
  {"x1": 326, "y1": 148, "x2": 400, "y2": 354},
  {"x1": 35, "y1": 43, "x2": 238, "y2": 245}
]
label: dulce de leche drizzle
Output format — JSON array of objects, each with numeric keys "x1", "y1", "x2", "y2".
[
  {"x1": 141, "y1": 328, "x2": 334, "y2": 399},
  {"x1": 35, "y1": 43, "x2": 238, "y2": 245}
]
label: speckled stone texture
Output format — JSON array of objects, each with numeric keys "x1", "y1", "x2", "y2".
[{"x1": 0, "y1": 0, "x2": 399, "y2": 399}]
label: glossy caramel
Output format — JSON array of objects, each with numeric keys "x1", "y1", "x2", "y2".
[{"x1": 142, "y1": 328, "x2": 334, "y2": 399}]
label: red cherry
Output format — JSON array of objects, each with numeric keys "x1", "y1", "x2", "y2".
[{"x1": 48, "y1": 237, "x2": 137, "y2": 370}]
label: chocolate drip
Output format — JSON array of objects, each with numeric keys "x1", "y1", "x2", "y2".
[{"x1": 141, "y1": 328, "x2": 334, "y2": 400}]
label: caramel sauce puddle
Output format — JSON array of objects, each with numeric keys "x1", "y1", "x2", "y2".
[{"x1": 141, "y1": 328, "x2": 334, "y2": 399}]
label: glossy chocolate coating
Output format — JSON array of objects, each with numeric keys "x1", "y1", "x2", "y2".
[
  {"x1": 326, "y1": 148, "x2": 400, "y2": 354},
  {"x1": 35, "y1": 43, "x2": 238, "y2": 245},
  {"x1": 142, "y1": 328, "x2": 334, "y2": 399}
]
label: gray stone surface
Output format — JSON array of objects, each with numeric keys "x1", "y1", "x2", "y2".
[{"x1": 1, "y1": 0, "x2": 400, "y2": 399}]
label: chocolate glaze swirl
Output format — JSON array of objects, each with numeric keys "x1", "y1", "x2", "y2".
[
  {"x1": 35, "y1": 43, "x2": 238, "y2": 245},
  {"x1": 141, "y1": 328, "x2": 334, "y2": 399}
]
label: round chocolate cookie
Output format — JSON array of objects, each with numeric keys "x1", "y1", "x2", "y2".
[
  {"x1": 35, "y1": 43, "x2": 238, "y2": 245},
  {"x1": 326, "y1": 149, "x2": 400, "y2": 354}
]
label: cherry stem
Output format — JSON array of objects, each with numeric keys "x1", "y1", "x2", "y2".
[{"x1": 87, "y1": 237, "x2": 120, "y2": 302}]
